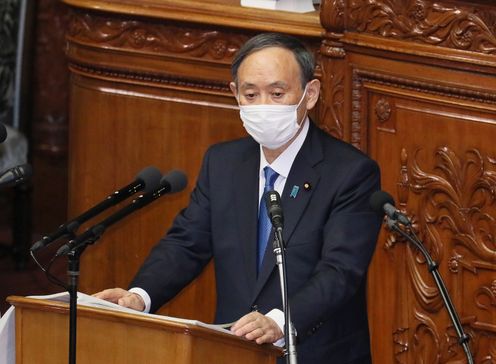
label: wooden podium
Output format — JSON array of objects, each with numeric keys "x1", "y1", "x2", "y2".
[{"x1": 7, "y1": 296, "x2": 281, "y2": 363}]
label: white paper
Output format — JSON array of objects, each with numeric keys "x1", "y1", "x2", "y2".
[
  {"x1": 0, "y1": 306, "x2": 16, "y2": 364},
  {"x1": 241, "y1": 0, "x2": 315, "y2": 13},
  {"x1": 28, "y1": 291, "x2": 233, "y2": 335}
]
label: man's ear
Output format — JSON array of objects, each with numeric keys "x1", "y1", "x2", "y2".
[
  {"x1": 305, "y1": 79, "x2": 321, "y2": 110},
  {"x1": 229, "y1": 82, "x2": 238, "y2": 98}
]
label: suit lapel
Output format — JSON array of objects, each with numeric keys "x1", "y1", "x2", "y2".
[
  {"x1": 251, "y1": 123, "x2": 324, "y2": 303},
  {"x1": 234, "y1": 144, "x2": 260, "y2": 295}
]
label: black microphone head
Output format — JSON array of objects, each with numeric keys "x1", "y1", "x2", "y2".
[
  {"x1": 161, "y1": 170, "x2": 187, "y2": 193},
  {"x1": 369, "y1": 190, "x2": 395, "y2": 215},
  {"x1": 136, "y1": 166, "x2": 162, "y2": 193},
  {"x1": 265, "y1": 190, "x2": 284, "y2": 229},
  {"x1": 0, "y1": 123, "x2": 7, "y2": 143}
]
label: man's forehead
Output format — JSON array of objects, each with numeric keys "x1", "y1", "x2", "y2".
[{"x1": 238, "y1": 47, "x2": 300, "y2": 72}]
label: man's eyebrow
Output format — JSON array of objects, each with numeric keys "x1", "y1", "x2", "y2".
[
  {"x1": 239, "y1": 81, "x2": 289, "y2": 89},
  {"x1": 239, "y1": 82, "x2": 257, "y2": 90},
  {"x1": 268, "y1": 81, "x2": 289, "y2": 88}
]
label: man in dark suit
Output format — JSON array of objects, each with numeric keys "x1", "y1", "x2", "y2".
[{"x1": 95, "y1": 33, "x2": 382, "y2": 364}]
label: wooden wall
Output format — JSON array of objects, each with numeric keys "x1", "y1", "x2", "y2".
[
  {"x1": 62, "y1": 0, "x2": 496, "y2": 362},
  {"x1": 319, "y1": 0, "x2": 496, "y2": 362}
]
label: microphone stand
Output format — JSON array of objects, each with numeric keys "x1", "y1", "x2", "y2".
[
  {"x1": 67, "y1": 244, "x2": 87, "y2": 364},
  {"x1": 67, "y1": 234, "x2": 101, "y2": 364},
  {"x1": 386, "y1": 218, "x2": 474, "y2": 364},
  {"x1": 273, "y1": 228, "x2": 297, "y2": 364},
  {"x1": 60, "y1": 180, "x2": 180, "y2": 364}
]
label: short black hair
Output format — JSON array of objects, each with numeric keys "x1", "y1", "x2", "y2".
[{"x1": 231, "y1": 33, "x2": 315, "y2": 88}]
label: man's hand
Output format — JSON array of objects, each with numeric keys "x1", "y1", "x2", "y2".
[
  {"x1": 231, "y1": 311, "x2": 283, "y2": 344},
  {"x1": 92, "y1": 288, "x2": 145, "y2": 312}
]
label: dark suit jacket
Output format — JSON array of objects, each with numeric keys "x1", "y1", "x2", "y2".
[{"x1": 131, "y1": 122, "x2": 382, "y2": 364}]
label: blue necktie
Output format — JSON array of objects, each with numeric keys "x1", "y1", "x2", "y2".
[{"x1": 257, "y1": 166, "x2": 279, "y2": 272}]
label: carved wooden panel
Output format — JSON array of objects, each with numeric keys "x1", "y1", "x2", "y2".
[
  {"x1": 333, "y1": 0, "x2": 496, "y2": 359},
  {"x1": 68, "y1": 12, "x2": 249, "y2": 62},
  {"x1": 317, "y1": 0, "x2": 346, "y2": 140},
  {"x1": 347, "y1": 0, "x2": 496, "y2": 55},
  {"x1": 351, "y1": 50, "x2": 496, "y2": 363}
]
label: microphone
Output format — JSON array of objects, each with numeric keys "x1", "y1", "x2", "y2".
[
  {"x1": 369, "y1": 190, "x2": 411, "y2": 226},
  {"x1": 265, "y1": 190, "x2": 284, "y2": 231},
  {"x1": 0, "y1": 123, "x2": 6, "y2": 143},
  {"x1": 30, "y1": 165, "x2": 162, "y2": 252},
  {"x1": 0, "y1": 164, "x2": 32, "y2": 189},
  {"x1": 56, "y1": 169, "x2": 187, "y2": 256}
]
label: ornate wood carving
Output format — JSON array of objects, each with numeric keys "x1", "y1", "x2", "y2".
[
  {"x1": 388, "y1": 146, "x2": 496, "y2": 362},
  {"x1": 317, "y1": 0, "x2": 346, "y2": 140},
  {"x1": 316, "y1": 57, "x2": 345, "y2": 140},
  {"x1": 348, "y1": 0, "x2": 496, "y2": 54},
  {"x1": 411, "y1": 148, "x2": 496, "y2": 264},
  {"x1": 376, "y1": 97, "x2": 392, "y2": 122},
  {"x1": 393, "y1": 327, "x2": 409, "y2": 364},
  {"x1": 68, "y1": 11, "x2": 249, "y2": 62},
  {"x1": 351, "y1": 69, "x2": 364, "y2": 149}
]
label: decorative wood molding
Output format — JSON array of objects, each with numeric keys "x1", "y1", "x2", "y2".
[
  {"x1": 351, "y1": 69, "x2": 364, "y2": 149},
  {"x1": 351, "y1": 66, "x2": 496, "y2": 153},
  {"x1": 318, "y1": 0, "x2": 347, "y2": 141},
  {"x1": 317, "y1": 57, "x2": 345, "y2": 140},
  {"x1": 69, "y1": 63, "x2": 232, "y2": 94},
  {"x1": 348, "y1": 0, "x2": 496, "y2": 55},
  {"x1": 354, "y1": 69, "x2": 496, "y2": 104},
  {"x1": 320, "y1": 41, "x2": 346, "y2": 59},
  {"x1": 68, "y1": 11, "x2": 250, "y2": 62}
]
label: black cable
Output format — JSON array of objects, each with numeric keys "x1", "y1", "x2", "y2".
[{"x1": 30, "y1": 250, "x2": 68, "y2": 290}]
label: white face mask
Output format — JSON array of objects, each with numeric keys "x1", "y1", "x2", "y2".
[{"x1": 238, "y1": 88, "x2": 307, "y2": 150}]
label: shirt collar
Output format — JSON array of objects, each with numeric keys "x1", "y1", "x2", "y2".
[{"x1": 259, "y1": 116, "x2": 310, "y2": 179}]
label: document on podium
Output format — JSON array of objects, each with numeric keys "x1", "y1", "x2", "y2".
[{"x1": 28, "y1": 291, "x2": 235, "y2": 334}]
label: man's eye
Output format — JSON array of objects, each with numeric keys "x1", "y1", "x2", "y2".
[
  {"x1": 272, "y1": 92, "x2": 283, "y2": 98},
  {"x1": 245, "y1": 93, "x2": 256, "y2": 99}
]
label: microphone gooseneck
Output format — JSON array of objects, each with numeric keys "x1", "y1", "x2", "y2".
[
  {"x1": 55, "y1": 169, "x2": 188, "y2": 256},
  {"x1": 30, "y1": 165, "x2": 162, "y2": 252}
]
